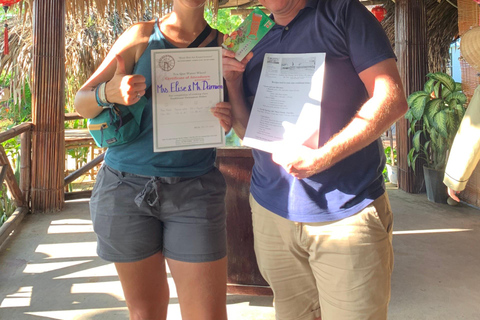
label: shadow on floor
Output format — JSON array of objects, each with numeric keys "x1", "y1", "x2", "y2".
[{"x1": 1, "y1": 189, "x2": 480, "y2": 319}]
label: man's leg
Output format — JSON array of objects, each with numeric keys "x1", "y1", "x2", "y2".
[
  {"x1": 250, "y1": 195, "x2": 322, "y2": 320},
  {"x1": 306, "y1": 193, "x2": 394, "y2": 320}
]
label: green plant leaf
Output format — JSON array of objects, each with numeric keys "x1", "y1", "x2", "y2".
[
  {"x1": 425, "y1": 98, "x2": 443, "y2": 124},
  {"x1": 424, "y1": 78, "x2": 436, "y2": 94},
  {"x1": 433, "y1": 110, "x2": 448, "y2": 138},
  {"x1": 407, "y1": 92, "x2": 429, "y2": 120},
  {"x1": 412, "y1": 130, "x2": 422, "y2": 151},
  {"x1": 407, "y1": 148, "x2": 415, "y2": 168},
  {"x1": 450, "y1": 92, "x2": 467, "y2": 105},
  {"x1": 456, "y1": 104, "x2": 466, "y2": 119},
  {"x1": 404, "y1": 109, "x2": 413, "y2": 122},
  {"x1": 427, "y1": 72, "x2": 456, "y2": 93},
  {"x1": 455, "y1": 82, "x2": 463, "y2": 92},
  {"x1": 433, "y1": 81, "x2": 441, "y2": 99},
  {"x1": 443, "y1": 86, "x2": 453, "y2": 99}
]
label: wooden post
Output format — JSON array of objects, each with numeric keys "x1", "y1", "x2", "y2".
[
  {"x1": 20, "y1": 130, "x2": 31, "y2": 207},
  {"x1": 30, "y1": 0, "x2": 66, "y2": 212},
  {"x1": 395, "y1": 0, "x2": 428, "y2": 193}
]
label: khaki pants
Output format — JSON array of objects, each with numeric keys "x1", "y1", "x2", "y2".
[{"x1": 251, "y1": 193, "x2": 394, "y2": 320}]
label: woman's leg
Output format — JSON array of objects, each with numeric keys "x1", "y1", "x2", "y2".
[
  {"x1": 115, "y1": 252, "x2": 170, "y2": 320},
  {"x1": 167, "y1": 257, "x2": 228, "y2": 320}
]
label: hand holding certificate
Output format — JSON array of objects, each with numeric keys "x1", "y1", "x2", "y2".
[
  {"x1": 151, "y1": 47, "x2": 225, "y2": 152},
  {"x1": 243, "y1": 52, "x2": 326, "y2": 154}
]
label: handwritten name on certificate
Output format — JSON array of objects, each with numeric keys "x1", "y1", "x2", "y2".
[
  {"x1": 243, "y1": 53, "x2": 326, "y2": 153},
  {"x1": 151, "y1": 47, "x2": 225, "y2": 152}
]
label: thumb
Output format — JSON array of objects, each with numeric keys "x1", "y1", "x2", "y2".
[{"x1": 115, "y1": 54, "x2": 127, "y2": 76}]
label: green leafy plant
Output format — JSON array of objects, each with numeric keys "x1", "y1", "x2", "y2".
[
  {"x1": 0, "y1": 184, "x2": 16, "y2": 228},
  {"x1": 384, "y1": 146, "x2": 397, "y2": 166},
  {"x1": 405, "y1": 72, "x2": 466, "y2": 172}
]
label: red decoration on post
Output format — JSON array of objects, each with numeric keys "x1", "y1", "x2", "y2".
[
  {"x1": 371, "y1": 5, "x2": 387, "y2": 22},
  {"x1": 1, "y1": 0, "x2": 22, "y2": 55}
]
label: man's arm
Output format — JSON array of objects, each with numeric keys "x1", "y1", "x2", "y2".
[
  {"x1": 272, "y1": 58, "x2": 409, "y2": 179},
  {"x1": 222, "y1": 48, "x2": 253, "y2": 139}
]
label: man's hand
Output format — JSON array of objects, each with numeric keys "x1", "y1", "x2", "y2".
[
  {"x1": 211, "y1": 102, "x2": 232, "y2": 133},
  {"x1": 105, "y1": 54, "x2": 147, "y2": 106},
  {"x1": 447, "y1": 187, "x2": 461, "y2": 202},
  {"x1": 272, "y1": 144, "x2": 326, "y2": 179},
  {"x1": 222, "y1": 36, "x2": 253, "y2": 83}
]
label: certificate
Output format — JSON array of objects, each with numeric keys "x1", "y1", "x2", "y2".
[
  {"x1": 151, "y1": 47, "x2": 225, "y2": 152},
  {"x1": 243, "y1": 53, "x2": 326, "y2": 153}
]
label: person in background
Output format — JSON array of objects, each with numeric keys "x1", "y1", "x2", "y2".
[
  {"x1": 223, "y1": 0, "x2": 408, "y2": 319},
  {"x1": 74, "y1": 1, "x2": 231, "y2": 319},
  {"x1": 444, "y1": 85, "x2": 480, "y2": 202}
]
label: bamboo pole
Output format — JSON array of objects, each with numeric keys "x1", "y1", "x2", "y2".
[
  {"x1": 0, "y1": 123, "x2": 32, "y2": 143},
  {"x1": 20, "y1": 130, "x2": 32, "y2": 207},
  {"x1": 0, "y1": 207, "x2": 29, "y2": 248},
  {"x1": 30, "y1": 0, "x2": 66, "y2": 213},
  {"x1": 395, "y1": 0, "x2": 428, "y2": 193}
]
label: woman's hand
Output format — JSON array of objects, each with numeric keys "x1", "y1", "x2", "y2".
[
  {"x1": 211, "y1": 102, "x2": 232, "y2": 133},
  {"x1": 447, "y1": 187, "x2": 460, "y2": 202},
  {"x1": 105, "y1": 55, "x2": 147, "y2": 106}
]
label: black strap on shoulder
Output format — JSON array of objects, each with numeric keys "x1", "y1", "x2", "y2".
[
  {"x1": 188, "y1": 24, "x2": 212, "y2": 48},
  {"x1": 145, "y1": 86, "x2": 152, "y2": 99}
]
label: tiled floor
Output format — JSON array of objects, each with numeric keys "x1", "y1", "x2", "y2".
[{"x1": 1, "y1": 187, "x2": 480, "y2": 319}]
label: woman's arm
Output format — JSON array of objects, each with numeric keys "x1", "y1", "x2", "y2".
[{"x1": 74, "y1": 22, "x2": 153, "y2": 119}]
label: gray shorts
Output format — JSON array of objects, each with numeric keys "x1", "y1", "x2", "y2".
[{"x1": 89, "y1": 164, "x2": 227, "y2": 263}]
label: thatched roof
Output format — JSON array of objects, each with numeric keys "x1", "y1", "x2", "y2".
[{"x1": 382, "y1": 0, "x2": 459, "y2": 73}]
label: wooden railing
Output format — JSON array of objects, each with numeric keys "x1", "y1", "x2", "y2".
[
  {"x1": 0, "y1": 122, "x2": 32, "y2": 246},
  {"x1": 64, "y1": 112, "x2": 104, "y2": 201}
]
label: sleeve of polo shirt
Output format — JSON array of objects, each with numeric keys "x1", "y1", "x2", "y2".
[{"x1": 342, "y1": 0, "x2": 396, "y2": 74}]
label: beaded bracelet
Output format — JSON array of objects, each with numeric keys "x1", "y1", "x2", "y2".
[{"x1": 95, "y1": 82, "x2": 114, "y2": 108}]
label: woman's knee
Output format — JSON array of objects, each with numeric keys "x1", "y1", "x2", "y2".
[{"x1": 127, "y1": 298, "x2": 169, "y2": 320}]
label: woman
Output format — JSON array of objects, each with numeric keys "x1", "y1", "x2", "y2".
[{"x1": 74, "y1": 1, "x2": 231, "y2": 319}]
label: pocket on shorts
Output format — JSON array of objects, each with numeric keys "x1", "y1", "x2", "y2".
[
  {"x1": 368, "y1": 193, "x2": 393, "y2": 234},
  {"x1": 90, "y1": 164, "x2": 124, "y2": 215},
  {"x1": 198, "y1": 167, "x2": 227, "y2": 196}
]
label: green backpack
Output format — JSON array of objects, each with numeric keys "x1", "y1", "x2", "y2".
[{"x1": 87, "y1": 91, "x2": 149, "y2": 148}]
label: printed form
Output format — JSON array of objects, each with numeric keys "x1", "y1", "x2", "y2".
[{"x1": 243, "y1": 52, "x2": 326, "y2": 153}]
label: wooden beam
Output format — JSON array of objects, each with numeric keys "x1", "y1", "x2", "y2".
[
  {"x1": 65, "y1": 112, "x2": 84, "y2": 121},
  {"x1": 0, "y1": 165, "x2": 6, "y2": 186},
  {"x1": 0, "y1": 207, "x2": 29, "y2": 249},
  {"x1": 64, "y1": 153, "x2": 104, "y2": 186},
  {"x1": 65, "y1": 190, "x2": 92, "y2": 200},
  {"x1": 0, "y1": 123, "x2": 32, "y2": 144},
  {"x1": 0, "y1": 145, "x2": 25, "y2": 207}
]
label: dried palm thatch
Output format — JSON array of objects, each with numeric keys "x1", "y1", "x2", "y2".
[
  {"x1": 1, "y1": 0, "x2": 219, "y2": 111},
  {"x1": 382, "y1": 0, "x2": 459, "y2": 74}
]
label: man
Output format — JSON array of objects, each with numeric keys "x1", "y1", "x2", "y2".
[{"x1": 223, "y1": 0, "x2": 408, "y2": 319}]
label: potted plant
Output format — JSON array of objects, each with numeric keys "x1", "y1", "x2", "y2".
[
  {"x1": 385, "y1": 145, "x2": 397, "y2": 185},
  {"x1": 405, "y1": 72, "x2": 467, "y2": 203},
  {"x1": 384, "y1": 125, "x2": 398, "y2": 185}
]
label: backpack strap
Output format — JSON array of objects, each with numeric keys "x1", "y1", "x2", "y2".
[{"x1": 188, "y1": 24, "x2": 212, "y2": 48}]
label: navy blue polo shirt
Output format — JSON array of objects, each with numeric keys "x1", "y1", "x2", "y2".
[{"x1": 244, "y1": 0, "x2": 396, "y2": 222}]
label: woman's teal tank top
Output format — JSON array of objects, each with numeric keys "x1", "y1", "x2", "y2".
[{"x1": 105, "y1": 21, "x2": 218, "y2": 177}]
